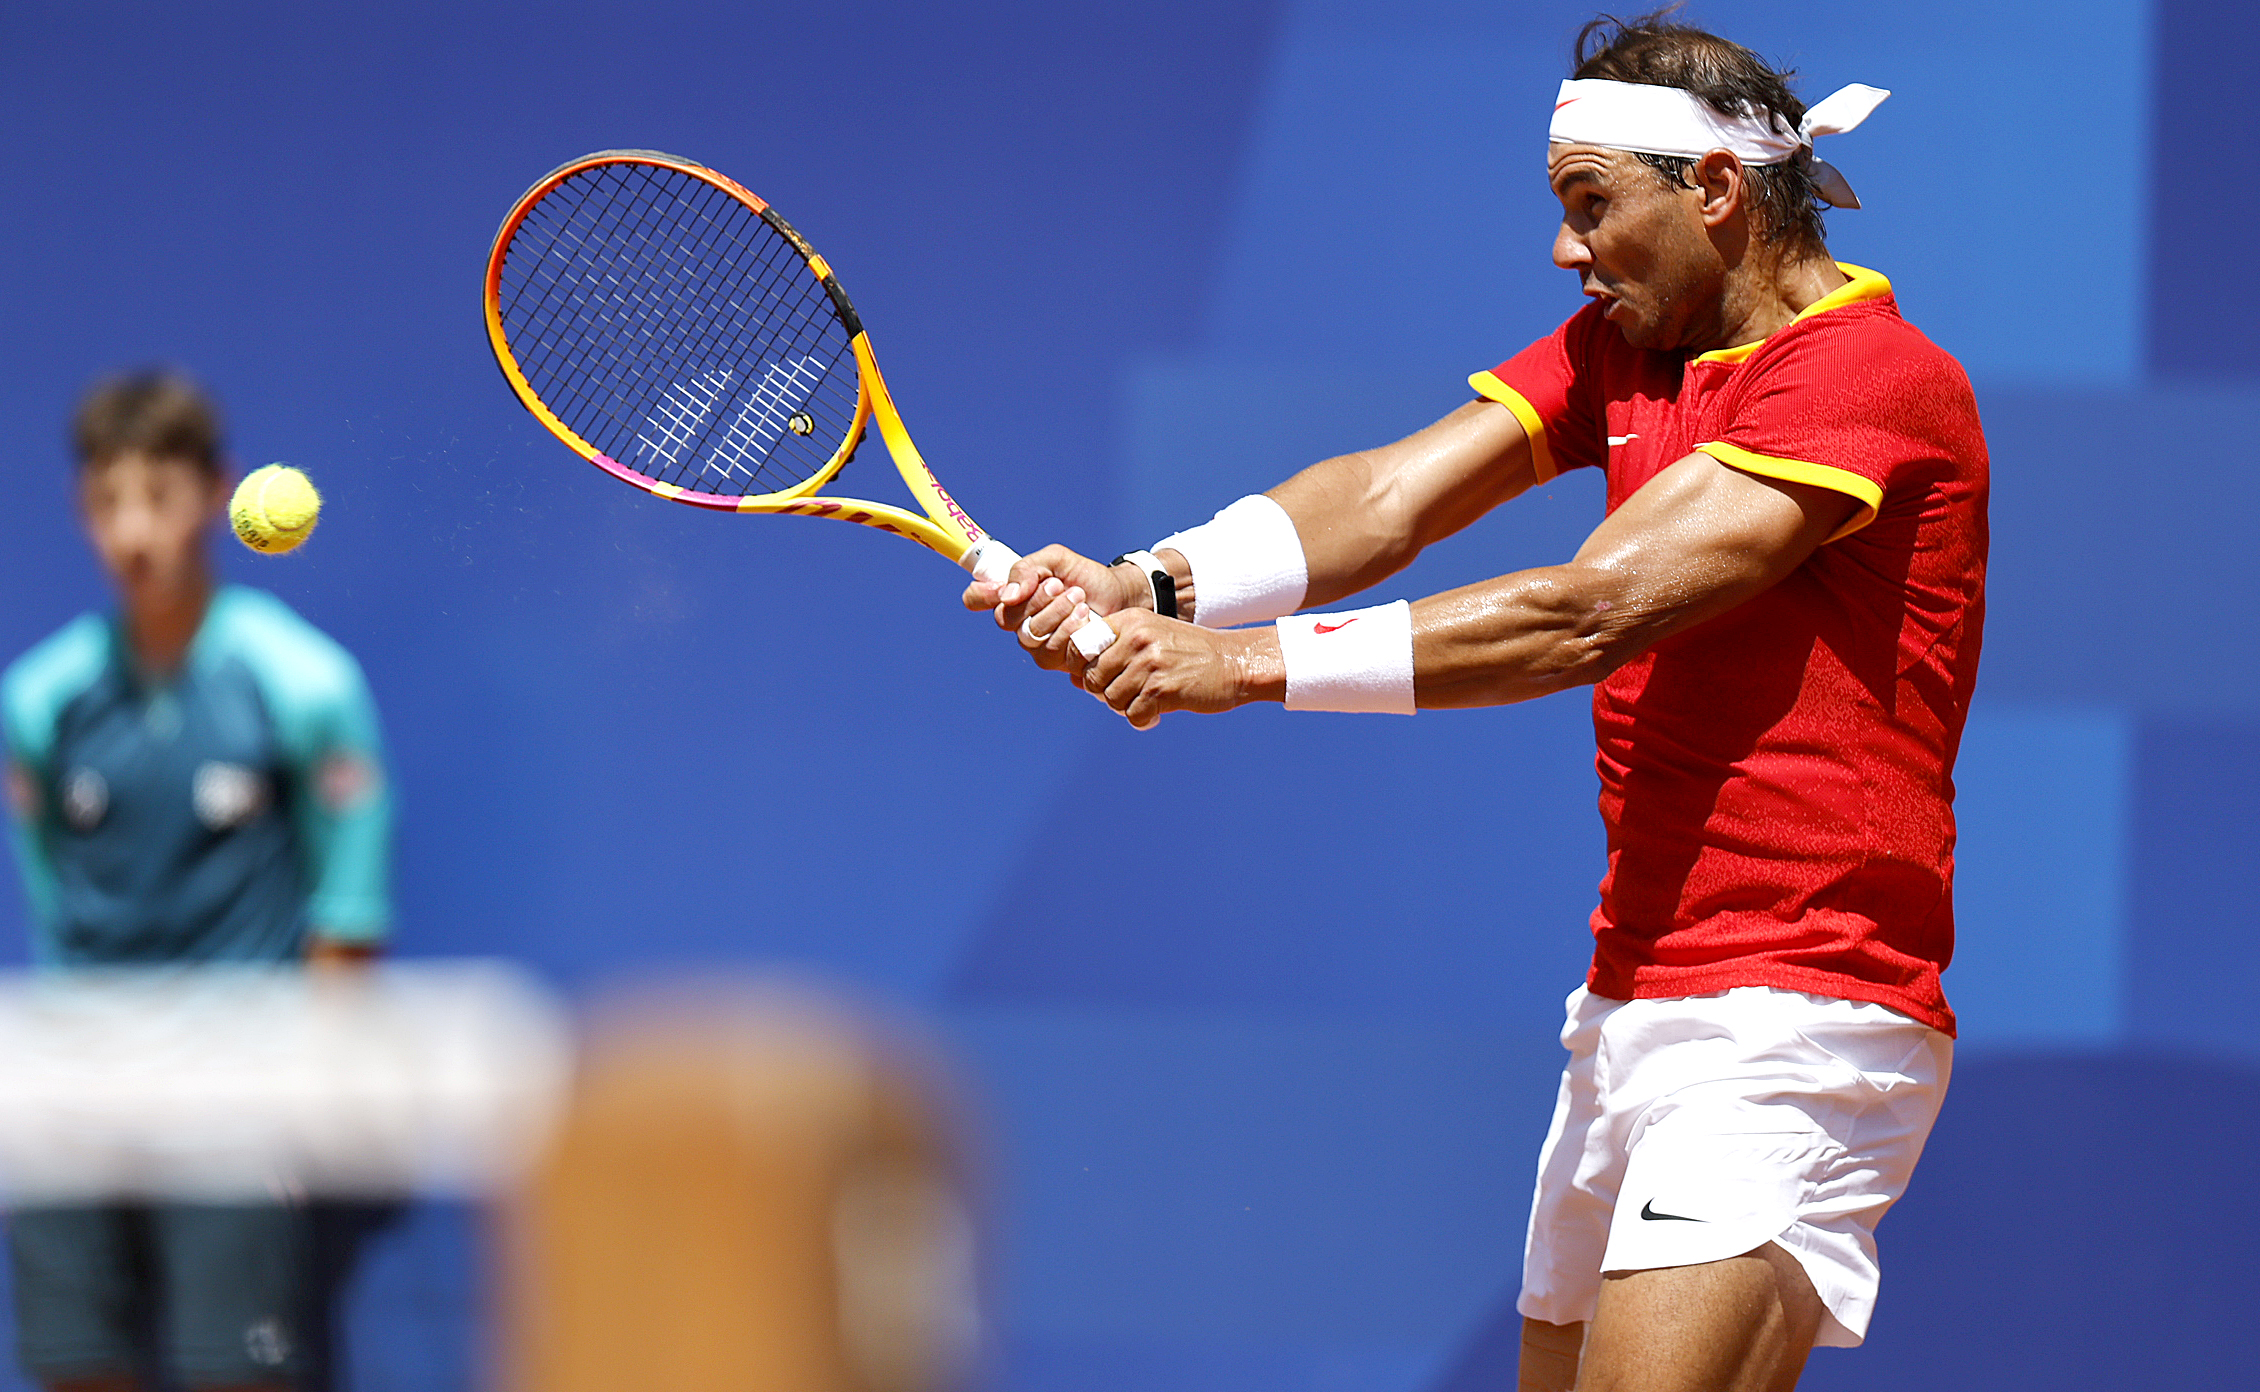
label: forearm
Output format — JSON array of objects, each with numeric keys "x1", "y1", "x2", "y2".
[
  {"x1": 306, "y1": 934, "x2": 383, "y2": 970},
  {"x1": 1144, "y1": 464, "x2": 1470, "y2": 623},
  {"x1": 1143, "y1": 400, "x2": 1534, "y2": 624},
  {"x1": 1262, "y1": 451, "x2": 1423, "y2": 609},
  {"x1": 1208, "y1": 563, "x2": 1633, "y2": 713},
  {"x1": 1410, "y1": 566, "x2": 1641, "y2": 707}
]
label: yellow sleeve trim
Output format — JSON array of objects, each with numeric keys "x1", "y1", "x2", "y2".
[
  {"x1": 1467, "y1": 371, "x2": 1559, "y2": 483},
  {"x1": 1695, "y1": 442, "x2": 1883, "y2": 542}
]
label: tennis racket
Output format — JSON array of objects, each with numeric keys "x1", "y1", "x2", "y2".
[{"x1": 483, "y1": 148, "x2": 1111, "y2": 655}]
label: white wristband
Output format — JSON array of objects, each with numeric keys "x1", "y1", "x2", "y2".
[
  {"x1": 1154, "y1": 494, "x2": 1308, "y2": 629},
  {"x1": 1276, "y1": 601, "x2": 1416, "y2": 715}
]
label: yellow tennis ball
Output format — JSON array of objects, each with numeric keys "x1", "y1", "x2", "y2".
[{"x1": 229, "y1": 464, "x2": 321, "y2": 554}]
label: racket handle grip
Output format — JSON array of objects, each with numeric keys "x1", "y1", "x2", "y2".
[{"x1": 961, "y1": 537, "x2": 1117, "y2": 658}]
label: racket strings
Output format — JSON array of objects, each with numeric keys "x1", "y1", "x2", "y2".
[
  {"x1": 510, "y1": 187, "x2": 708, "y2": 450},
  {"x1": 495, "y1": 161, "x2": 863, "y2": 498},
  {"x1": 512, "y1": 170, "x2": 829, "y2": 488},
  {"x1": 513, "y1": 170, "x2": 808, "y2": 464}
]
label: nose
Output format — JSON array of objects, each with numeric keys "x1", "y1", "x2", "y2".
[
  {"x1": 113, "y1": 498, "x2": 158, "y2": 548},
  {"x1": 1552, "y1": 221, "x2": 1590, "y2": 272},
  {"x1": 101, "y1": 497, "x2": 169, "y2": 568}
]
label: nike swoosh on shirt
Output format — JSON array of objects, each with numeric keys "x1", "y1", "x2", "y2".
[
  {"x1": 1312, "y1": 618, "x2": 1360, "y2": 635},
  {"x1": 1608, "y1": 433, "x2": 1640, "y2": 447},
  {"x1": 1639, "y1": 1199, "x2": 1704, "y2": 1222}
]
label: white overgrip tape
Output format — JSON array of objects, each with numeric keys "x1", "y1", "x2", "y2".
[
  {"x1": 1155, "y1": 494, "x2": 1307, "y2": 629},
  {"x1": 1070, "y1": 614, "x2": 1115, "y2": 660},
  {"x1": 1276, "y1": 600, "x2": 1416, "y2": 715},
  {"x1": 960, "y1": 536, "x2": 1020, "y2": 585}
]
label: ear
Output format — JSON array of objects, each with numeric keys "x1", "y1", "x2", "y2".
[{"x1": 1692, "y1": 149, "x2": 1750, "y2": 229}]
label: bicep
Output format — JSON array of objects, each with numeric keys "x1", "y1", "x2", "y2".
[
  {"x1": 1271, "y1": 399, "x2": 1540, "y2": 606},
  {"x1": 1569, "y1": 451, "x2": 1859, "y2": 649}
]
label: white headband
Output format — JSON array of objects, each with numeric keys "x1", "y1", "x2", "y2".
[{"x1": 1549, "y1": 78, "x2": 1889, "y2": 209}]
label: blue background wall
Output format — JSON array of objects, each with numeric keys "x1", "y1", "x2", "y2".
[{"x1": 0, "y1": 2, "x2": 2251, "y2": 1388}]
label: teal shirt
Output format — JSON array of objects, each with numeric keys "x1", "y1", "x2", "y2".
[{"x1": 1, "y1": 587, "x2": 391, "y2": 966}]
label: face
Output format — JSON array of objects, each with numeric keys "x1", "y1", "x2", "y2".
[
  {"x1": 1548, "y1": 143, "x2": 1727, "y2": 352},
  {"x1": 79, "y1": 450, "x2": 226, "y2": 609}
]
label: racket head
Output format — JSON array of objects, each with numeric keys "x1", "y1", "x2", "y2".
[{"x1": 484, "y1": 150, "x2": 876, "y2": 516}]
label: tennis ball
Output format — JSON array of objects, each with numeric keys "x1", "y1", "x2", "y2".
[{"x1": 229, "y1": 464, "x2": 321, "y2": 555}]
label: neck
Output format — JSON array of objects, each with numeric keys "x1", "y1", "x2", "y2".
[
  {"x1": 125, "y1": 570, "x2": 214, "y2": 677},
  {"x1": 1707, "y1": 245, "x2": 1846, "y2": 352}
]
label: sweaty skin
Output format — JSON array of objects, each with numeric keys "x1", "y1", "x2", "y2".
[
  {"x1": 959, "y1": 140, "x2": 1897, "y2": 1389},
  {"x1": 961, "y1": 145, "x2": 1853, "y2": 729},
  {"x1": 1061, "y1": 444, "x2": 1850, "y2": 727}
]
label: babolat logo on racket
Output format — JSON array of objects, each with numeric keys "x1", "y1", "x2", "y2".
[{"x1": 934, "y1": 486, "x2": 979, "y2": 539}]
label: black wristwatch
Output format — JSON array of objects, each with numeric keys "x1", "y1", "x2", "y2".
[{"x1": 1110, "y1": 549, "x2": 1178, "y2": 618}]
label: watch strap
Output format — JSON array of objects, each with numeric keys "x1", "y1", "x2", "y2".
[{"x1": 1110, "y1": 549, "x2": 1178, "y2": 618}]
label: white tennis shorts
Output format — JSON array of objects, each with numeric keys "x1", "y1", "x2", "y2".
[{"x1": 1518, "y1": 985, "x2": 1951, "y2": 1347}]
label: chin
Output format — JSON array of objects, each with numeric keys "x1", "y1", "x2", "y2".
[
  {"x1": 1615, "y1": 311, "x2": 1694, "y2": 354},
  {"x1": 121, "y1": 567, "x2": 190, "y2": 605},
  {"x1": 1611, "y1": 317, "x2": 1663, "y2": 351}
]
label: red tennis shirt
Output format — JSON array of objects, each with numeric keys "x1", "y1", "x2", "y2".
[{"x1": 1470, "y1": 264, "x2": 1987, "y2": 1035}]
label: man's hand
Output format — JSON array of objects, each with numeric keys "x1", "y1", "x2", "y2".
[
  {"x1": 961, "y1": 543, "x2": 1132, "y2": 624},
  {"x1": 1077, "y1": 609, "x2": 1278, "y2": 730},
  {"x1": 962, "y1": 544, "x2": 1142, "y2": 677},
  {"x1": 306, "y1": 937, "x2": 381, "y2": 973}
]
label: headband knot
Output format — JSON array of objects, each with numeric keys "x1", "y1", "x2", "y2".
[{"x1": 1549, "y1": 78, "x2": 1889, "y2": 208}]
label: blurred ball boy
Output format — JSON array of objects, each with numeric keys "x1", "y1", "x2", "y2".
[{"x1": 1, "y1": 372, "x2": 391, "y2": 1392}]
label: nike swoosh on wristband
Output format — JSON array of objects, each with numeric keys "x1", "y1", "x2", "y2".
[
  {"x1": 1608, "y1": 433, "x2": 1640, "y2": 447},
  {"x1": 1639, "y1": 1200, "x2": 1704, "y2": 1222},
  {"x1": 1312, "y1": 618, "x2": 1360, "y2": 634}
]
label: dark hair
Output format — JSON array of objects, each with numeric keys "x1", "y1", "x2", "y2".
[
  {"x1": 72, "y1": 371, "x2": 225, "y2": 474},
  {"x1": 1572, "y1": 10, "x2": 1827, "y2": 256}
]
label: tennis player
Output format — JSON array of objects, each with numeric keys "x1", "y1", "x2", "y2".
[
  {"x1": 1, "y1": 373, "x2": 392, "y2": 1392},
  {"x1": 971, "y1": 14, "x2": 1985, "y2": 1391}
]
